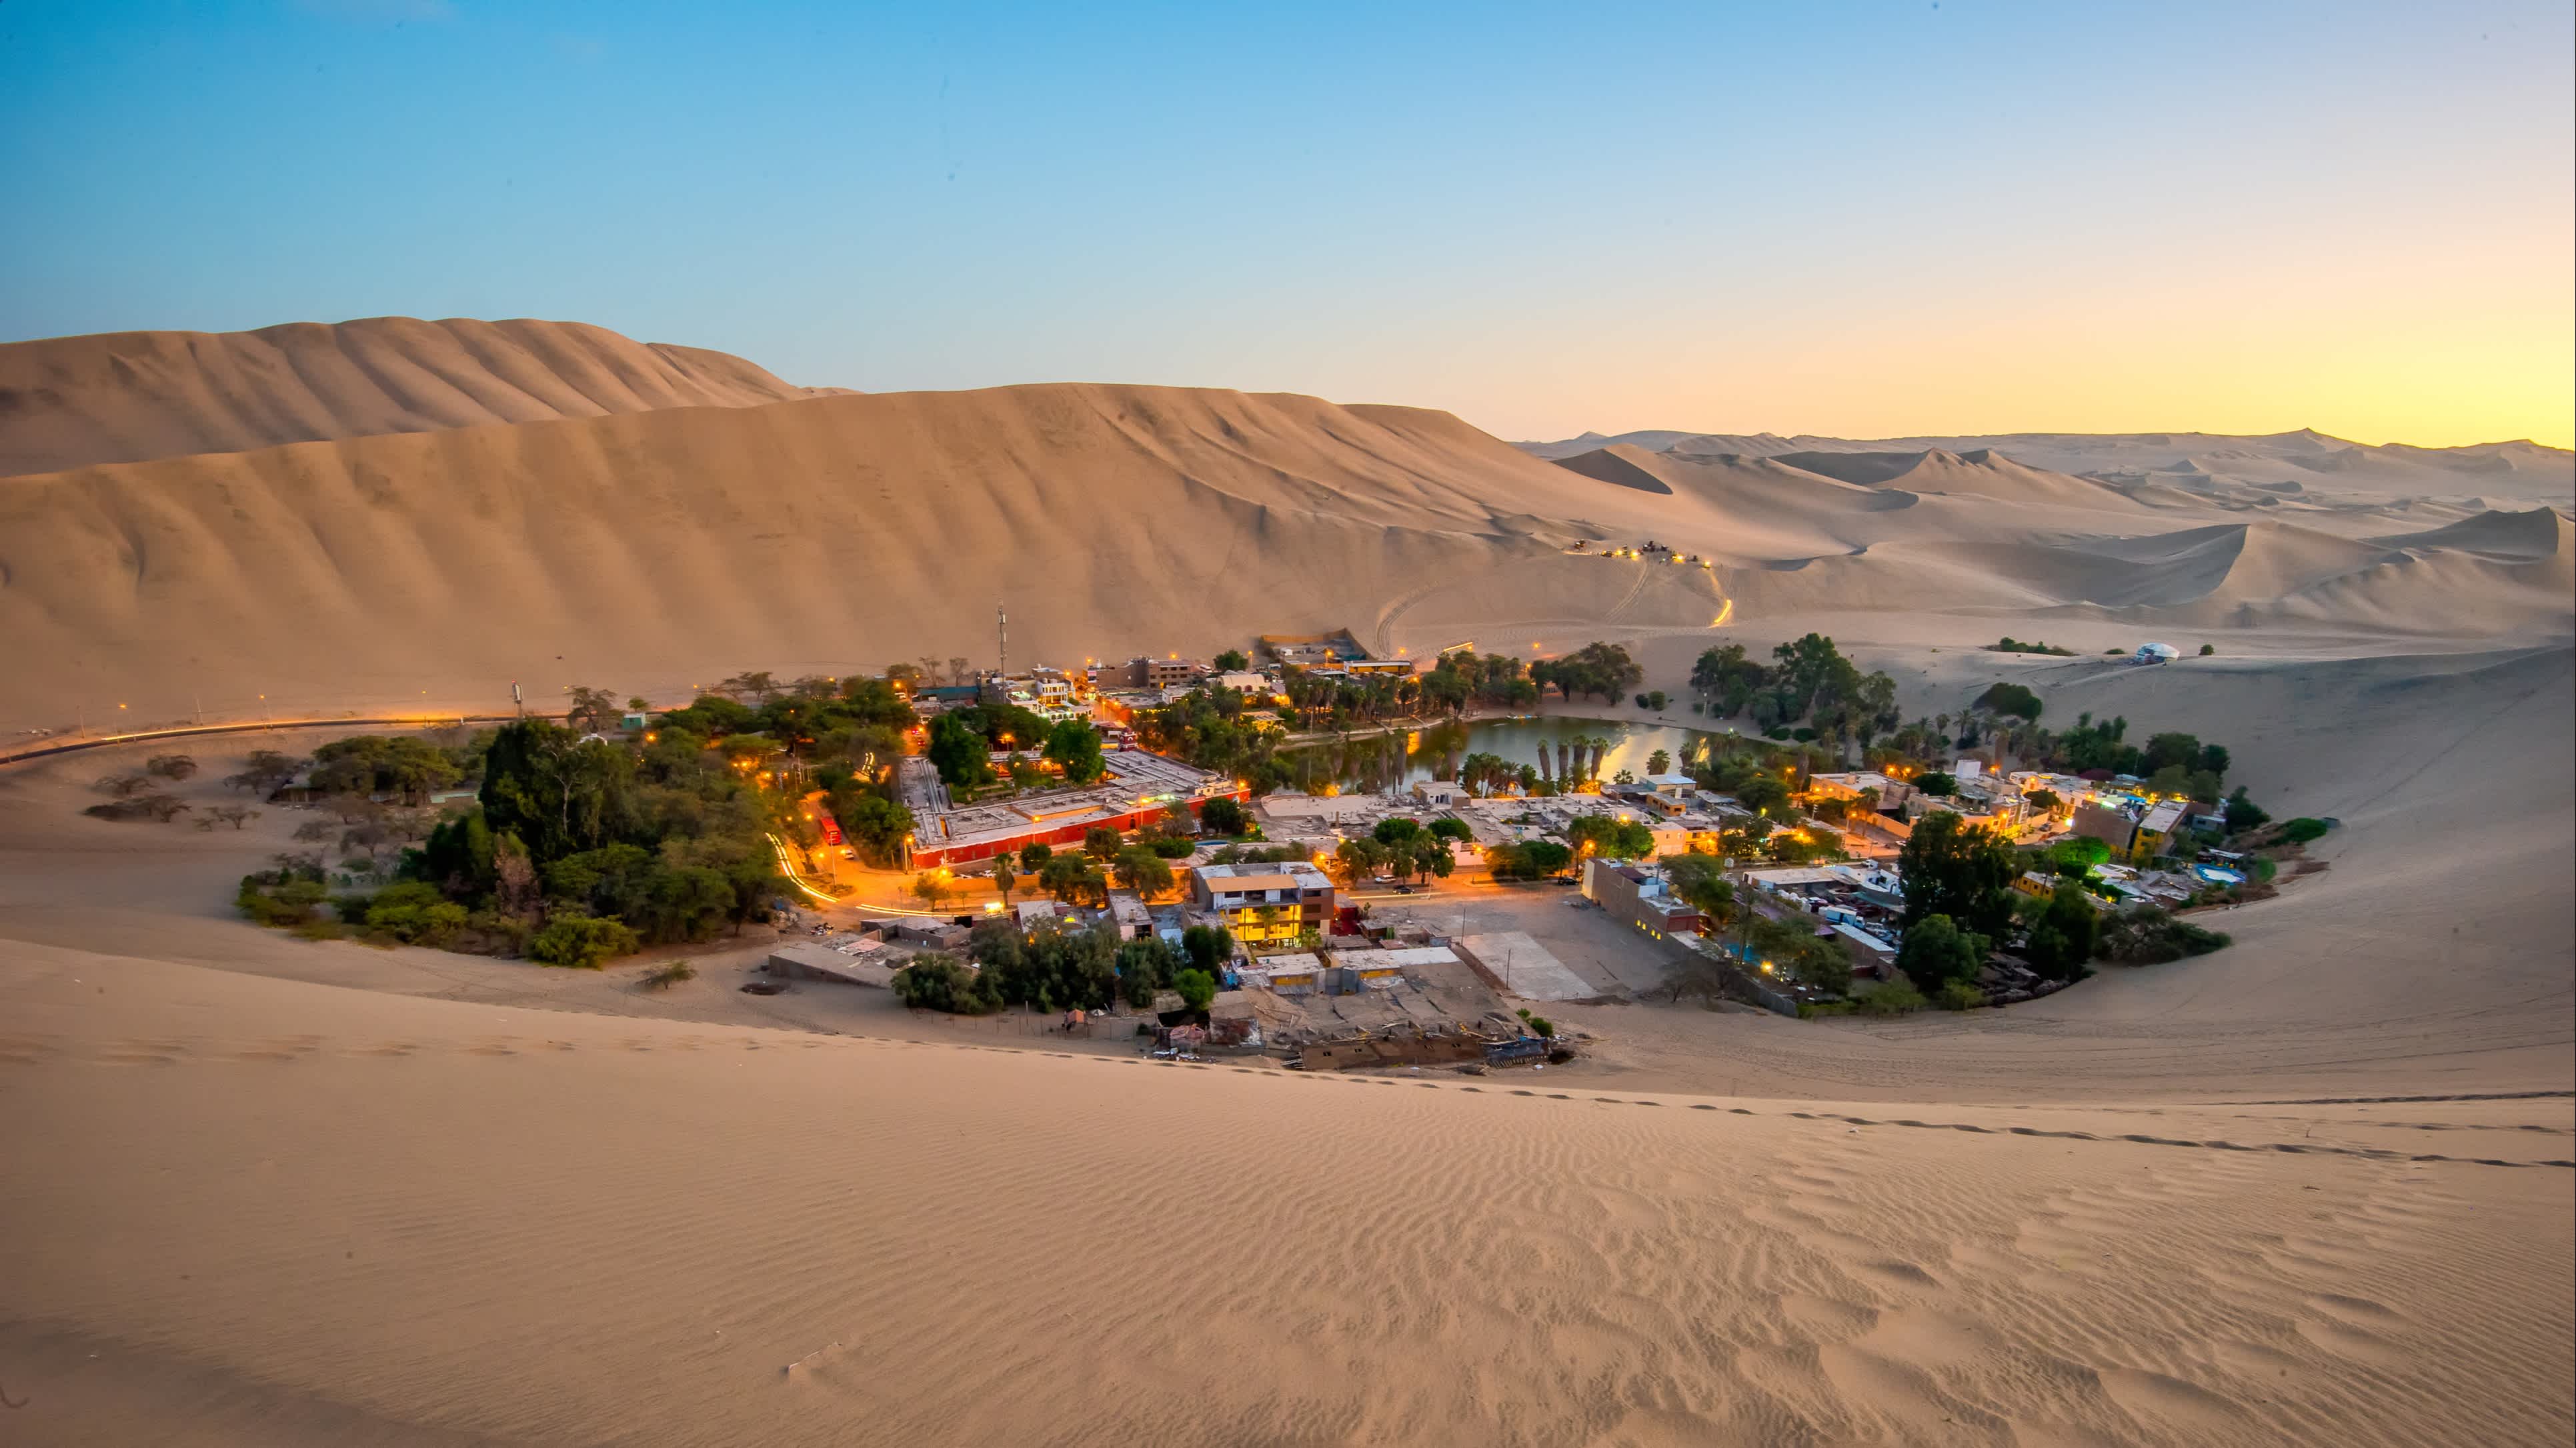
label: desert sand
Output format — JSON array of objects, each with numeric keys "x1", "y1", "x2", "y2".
[{"x1": 1, "y1": 319, "x2": 2570, "y2": 1445}]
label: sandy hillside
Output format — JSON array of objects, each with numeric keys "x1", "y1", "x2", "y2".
[
  {"x1": 3, "y1": 936, "x2": 2569, "y2": 1448},
  {"x1": 0, "y1": 383, "x2": 1723, "y2": 732},
  {"x1": 0, "y1": 317, "x2": 835, "y2": 477}
]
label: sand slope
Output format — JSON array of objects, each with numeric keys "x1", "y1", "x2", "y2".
[
  {"x1": 0, "y1": 317, "x2": 832, "y2": 477},
  {"x1": 0, "y1": 383, "x2": 1728, "y2": 729},
  {"x1": 3, "y1": 940, "x2": 2568, "y2": 1448}
]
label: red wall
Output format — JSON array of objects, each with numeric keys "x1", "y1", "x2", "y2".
[{"x1": 908, "y1": 789, "x2": 1249, "y2": 869}]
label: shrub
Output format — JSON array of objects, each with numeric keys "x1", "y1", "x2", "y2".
[
  {"x1": 1973, "y1": 682, "x2": 2045, "y2": 720},
  {"x1": 1936, "y1": 981, "x2": 1986, "y2": 1010},
  {"x1": 1515, "y1": 1009, "x2": 1557, "y2": 1038},
  {"x1": 527, "y1": 913, "x2": 639, "y2": 969},
  {"x1": 85, "y1": 792, "x2": 191, "y2": 822},
  {"x1": 145, "y1": 753, "x2": 200, "y2": 780},
  {"x1": 363, "y1": 881, "x2": 470, "y2": 947},
  {"x1": 2095, "y1": 907, "x2": 2231, "y2": 965},
  {"x1": 892, "y1": 952, "x2": 1002, "y2": 1013},
  {"x1": 1857, "y1": 979, "x2": 1928, "y2": 1015},
  {"x1": 2198, "y1": 643, "x2": 2215, "y2": 656},
  {"x1": 237, "y1": 871, "x2": 327, "y2": 927},
  {"x1": 2279, "y1": 817, "x2": 2330, "y2": 844},
  {"x1": 1172, "y1": 967, "x2": 1218, "y2": 1012},
  {"x1": 641, "y1": 961, "x2": 697, "y2": 991},
  {"x1": 1915, "y1": 771, "x2": 1958, "y2": 797}
]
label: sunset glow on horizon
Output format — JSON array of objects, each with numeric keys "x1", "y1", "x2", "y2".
[{"x1": 3, "y1": 1, "x2": 2568, "y2": 449}]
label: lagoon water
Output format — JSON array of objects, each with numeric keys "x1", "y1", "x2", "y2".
[{"x1": 1282, "y1": 717, "x2": 1744, "y2": 793}]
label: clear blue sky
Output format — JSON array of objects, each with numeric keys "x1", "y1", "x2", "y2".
[{"x1": 4, "y1": 1, "x2": 2569, "y2": 445}]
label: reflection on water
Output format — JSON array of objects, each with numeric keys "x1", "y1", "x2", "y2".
[{"x1": 1282, "y1": 718, "x2": 1738, "y2": 794}]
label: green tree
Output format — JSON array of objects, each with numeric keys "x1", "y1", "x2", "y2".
[
  {"x1": 911, "y1": 871, "x2": 949, "y2": 912},
  {"x1": 1019, "y1": 842, "x2": 1054, "y2": 871},
  {"x1": 1896, "y1": 913, "x2": 1987, "y2": 993},
  {"x1": 1180, "y1": 923, "x2": 1233, "y2": 975},
  {"x1": 1897, "y1": 812, "x2": 2017, "y2": 937},
  {"x1": 2020, "y1": 878, "x2": 2099, "y2": 981},
  {"x1": 478, "y1": 721, "x2": 636, "y2": 863},
  {"x1": 2223, "y1": 787, "x2": 2271, "y2": 834},
  {"x1": 1042, "y1": 718, "x2": 1108, "y2": 785},
  {"x1": 1171, "y1": 968, "x2": 1218, "y2": 1012},
  {"x1": 527, "y1": 913, "x2": 639, "y2": 969},
  {"x1": 991, "y1": 855, "x2": 1017, "y2": 904},
  {"x1": 1198, "y1": 795, "x2": 1249, "y2": 837},
  {"x1": 1112, "y1": 845, "x2": 1175, "y2": 899},
  {"x1": 1213, "y1": 649, "x2": 1250, "y2": 671},
  {"x1": 839, "y1": 793, "x2": 915, "y2": 868},
  {"x1": 927, "y1": 713, "x2": 988, "y2": 791},
  {"x1": 1082, "y1": 825, "x2": 1122, "y2": 860},
  {"x1": 1040, "y1": 853, "x2": 1106, "y2": 907},
  {"x1": 1973, "y1": 682, "x2": 2044, "y2": 721},
  {"x1": 1646, "y1": 749, "x2": 1672, "y2": 776},
  {"x1": 1658, "y1": 853, "x2": 1736, "y2": 928},
  {"x1": 1372, "y1": 817, "x2": 1424, "y2": 847},
  {"x1": 1566, "y1": 815, "x2": 1655, "y2": 859},
  {"x1": 1747, "y1": 914, "x2": 1852, "y2": 994},
  {"x1": 1117, "y1": 937, "x2": 1179, "y2": 1007},
  {"x1": 1915, "y1": 771, "x2": 1958, "y2": 797},
  {"x1": 892, "y1": 952, "x2": 1002, "y2": 1013}
]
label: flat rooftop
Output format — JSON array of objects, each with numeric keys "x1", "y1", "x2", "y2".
[{"x1": 916, "y1": 750, "x2": 1237, "y2": 852}]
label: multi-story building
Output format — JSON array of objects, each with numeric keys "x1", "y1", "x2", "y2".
[
  {"x1": 1188, "y1": 861, "x2": 1335, "y2": 946},
  {"x1": 1581, "y1": 857, "x2": 1708, "y2": 942}
]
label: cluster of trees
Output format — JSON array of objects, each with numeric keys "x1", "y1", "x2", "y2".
[
  {"x1": 1564, "y1": 815, "x2": 1656, "y2": 859},
  {"x1": 240, "y1": 717, "x2": 790, "y2": 967},
  {"x1": 2095, "y1": 906, "x2": 2232, "y2": 964},
  {"x1": 1484, "y1": 839, "x2": 1574, "y2": 879},
  {"x1": 892, "y1": 917, "x2": 1238, "y2": 1015},
  {"x1": 309, "y1": 735, "x2": 467, "y2": 803},
  {"x1": 1416, "y1": 649, "x2": 1540, "y2": 713},
  {"x1": 1276, "y1": 668, "x2": 1422, "y2": 732},
  {"x1": 2045, "y1": 713, "x2": 2231, "y2": 797},
  {"x1": 1530, "y1": 642, "x2": 1643, "y2": 704},
  {"x1": 1331, "y1": 816, "x2": 1465, "y2": 885},
  {"x1": 1690, "y1": 635, "x2": 1899, "y2": 748},
  {"x1": 926, "y1": 701, "x2": 1082, "y2": 793},
  {"x1": 1134, "y1": 685, "x2": 1291, "y2": 790}
]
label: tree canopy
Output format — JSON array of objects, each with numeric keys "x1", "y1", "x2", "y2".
[{"x1": 1896, "y1": 812, "x2": 2017, "y2": 937}]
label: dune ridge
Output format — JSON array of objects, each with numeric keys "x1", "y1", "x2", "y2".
[
  {"x1": 0, "y1": 382, "x2": 1725, "y2": 730},
  {"x1": 0, "y1": 317, "x2": 836, "y2": 477}
]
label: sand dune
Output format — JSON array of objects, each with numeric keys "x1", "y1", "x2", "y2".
[
  {"x1": 1528, "y1": 427, "x2": 2576, "y2": 504},
  {"x1": 0, "y1": 317, "x2": 834, "y2": 477},
  {"x1": 0, "y1": 382, "x2": 1726, "y2": 731},
  {"x1": 1773, "y1": 447, "x2": 2151, "y2": 511},
  {"x1": 2375, "y1": 505, "x2": 2572, "y2": 559},
  {"x1": 2, "y1": 936, "x2": 2567, "y2": 1448}
]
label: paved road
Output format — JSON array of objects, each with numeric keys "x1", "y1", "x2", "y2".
[{"x1": 0, "y1": 714, "x2": 548, "y2": 769}]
